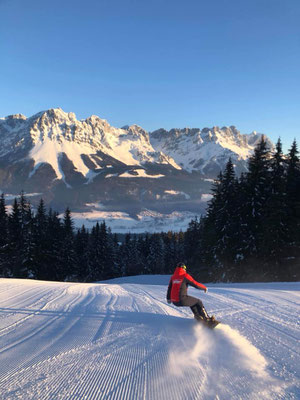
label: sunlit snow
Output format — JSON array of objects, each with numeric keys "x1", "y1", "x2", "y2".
[
  {"x1": 164, "y1": 190, "x2": 191, "y2": 199},
  {"x1": 69, "y1": 209, "x2": 199, "y2": 233},
  {"x1": 24, "y1": 108, "x2": 182, "y2": 184},
  {"x1": 0, "y1": 277, "x2": 298, "y2": 399},
  {"x1": 119, "y1": 170, "x2": 164, "y2": 178},
  {"x1": 29, "y1": 137, "x2": 93, "y2": 180}
]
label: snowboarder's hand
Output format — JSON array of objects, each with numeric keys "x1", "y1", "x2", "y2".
[
  {"x1": 204, "y1": 288, "x2": 208, "y2": 293},
  {"x1": 167, "y1": 299, "x2": 171, "y2": 304}
]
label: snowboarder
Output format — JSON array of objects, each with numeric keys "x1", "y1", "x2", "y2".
[{"x1": 167, "y1": 262, "x2": 218, "y2": 327}]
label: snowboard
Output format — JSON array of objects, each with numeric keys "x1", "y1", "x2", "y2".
[{"x1": 194, "y1": 315, "x2": 220, "y2": 329}]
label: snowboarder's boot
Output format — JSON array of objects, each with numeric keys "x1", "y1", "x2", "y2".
[
  {"x1": 203, "y1": 314, "x2": 219, "y2": 327},
  {"x1": 191, "y1": 304, "x2": 220, "y2": 328},
  {"x1": 191, "y1": 304, "x2": 211, "y2": 322},
  {"x1": 198, "y1": 305, "x2": 211, "y2": 322},
  {"x1": 191, "y1": 305, "x2": 203, "y2": 321}
]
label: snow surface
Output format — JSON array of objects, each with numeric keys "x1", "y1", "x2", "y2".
[
  {"x1": 164, "y1": 190, "x2": 191, "y2": 200},
  {"x1": 201, "y1": 193, "x2": 213, "y2": 201},
  {"x1": 118, "y1": 170, "x2": 164, "y2": 178},
  {"x1": 29, "y1": 137, "x2": 93, "y2": 182},
  {"x1": 69, "y1": 209, "x2": 200, "y2": 233},
  {"x1": 0, "y1": 192, "x2": 42, "y2": 200},
  {"x1": 0, "y1": 277, "x2": 299, "y2": 399}
]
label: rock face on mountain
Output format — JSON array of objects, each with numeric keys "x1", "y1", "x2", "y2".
[
  {"x1": 150, "y1": 126, "x2": 273, "y2": 176},
  {"x1": 0, "y1": 108, "x2": 273, "y2": 213}
]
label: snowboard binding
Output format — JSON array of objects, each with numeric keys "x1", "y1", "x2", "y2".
[
  {"x1": 191, "y1": 304, "x2": 220, "y2": 329},
  {"x1": 194, "y1": 314, "x2": 220, "y2": 329}
]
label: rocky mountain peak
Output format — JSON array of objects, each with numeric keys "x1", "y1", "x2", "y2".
[
  {"x1": 123, "y1": 124, "x2": 150, "y2": 143},
  {"x1": 84, "y1": 114, "x2": 109, "y2": 128},
  {"x1": 0, "y1": 107, "x2": 275, "y2": 194},
  {"x1": 0, "y1": 113, "x2": 27, "y2": 134},
  {"x1": 6, "y1": 113, "x2": 27, "y2": 121},
  {"x1": 0, "y1": 107, "x2": 276, "y2": 215}
]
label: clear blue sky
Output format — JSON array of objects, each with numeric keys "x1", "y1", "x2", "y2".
[{"x1": 1, "y1": 0, "x2": 299, "y2": 151}]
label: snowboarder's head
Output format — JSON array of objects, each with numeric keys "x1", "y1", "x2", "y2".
[{"x1": 177, "y1": 262, "x2": 186, "y2": 270}]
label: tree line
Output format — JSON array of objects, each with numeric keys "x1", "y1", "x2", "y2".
[
  {"x1": 185, "y1": 137, "x2": 300, "y2": 282},
  {"x1": 0, "y1": 195, "x2": 186, "y2": 282},
  {"x1": 0, "y1": 137, "x2": 299, "y2": 283}
]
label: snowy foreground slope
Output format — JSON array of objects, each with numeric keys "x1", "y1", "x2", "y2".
[{"x1": 0, "y1": 277, "x2": 299, "y2": 400}]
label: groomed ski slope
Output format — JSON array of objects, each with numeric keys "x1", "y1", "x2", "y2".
[{"x1": 0, "y1": 276, "x2": 299, "y2": 400}]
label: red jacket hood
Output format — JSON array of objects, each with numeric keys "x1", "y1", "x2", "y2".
[{"x1": 173, "y1": 267, "x2": 187, "y2": 277}]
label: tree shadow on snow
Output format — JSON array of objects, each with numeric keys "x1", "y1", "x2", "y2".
[{"x1": 0, "y1": 306, "x2": 194, "y2": 331}]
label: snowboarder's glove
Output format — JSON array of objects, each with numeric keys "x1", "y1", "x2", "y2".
[
  {"x1": 167, "y1": 299, "x2": 171, "y2": 304},
  {"x1": 204, "y1": 288, "x2": 208, "y2": 293}
]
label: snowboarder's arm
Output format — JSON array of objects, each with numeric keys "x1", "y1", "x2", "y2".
[
  {"x1": 186, "y1": 273, "x2": 207, "y2": 291},
  {"x1": 166, "y1": 278, "x2": 172, "y2": 302}
]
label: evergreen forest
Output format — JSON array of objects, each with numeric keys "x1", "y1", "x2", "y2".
[{"x1": 0, "y1": 137, "x2": 299, "y2": 283}]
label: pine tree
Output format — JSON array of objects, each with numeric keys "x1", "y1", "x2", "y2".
[
  {"x1": 5, "y1": 195, "x2": 34, "y2": 278},
  {"x1": 244, "y1": 136, "x2": 271, "y2": 265},
  {"x1": 32, "y1": 199, "x2": 51, "y2": 280},
  {"x1": 110, "y1": 233, "x2": 121, "y2": 278},
  {"x1": 286, "y1": 140, "x2": 300, "y2": 239},
  {"x1": 146, "y1": 234, "x2": 164, "y2": 274},
  {"x1": 201, "y1": 172, "x2": 225, "y2": 279},
  {"x1": 74, "y1": 225, "x2": 89, "y2": 281},
  {"x1": 59, "y1": 207, "x2": 76, "y2": 281},
  {"x1": 285, "y1": 140, "x2": 300, "y2": 279},
  {"x1": 233, "y1": 173, "x2": 252, "y2": 280},
  {"x1": 184, "y1": 218, "x2": 201, "y2": 264},
  {"x1": 262, "y1": 139, "x2": 289, "y2": 279},
  {"x1": 21, "y1": 200, "x2": 35, "y2": 278},
  {"x1": 214, "y1": 159, "x2": 240, "y2": 278},
  {"x1": 0, "y1": 194, "x2": 8, "y2": 245},
  {"x1": 99, "y1": 222, "x2": 116, "y2": 280},
  {"x1": 190, "y1": 217, "x2": 210, "y2": 281},
  {"x1": 119, "y1": 233, "x2": 142, "y2": 276},
  {"x1": 176, "y1": 231, "x2": 185, "y2": 265},
  {"x1": 87, "y1": 222, "x2": 105, "y2": 281},
  {"x1": 137, "y1": 234, "x2": 151, "y2": 274},
  {"x1": 162, "y1": 232, "x2": 177, "y2": 274},
  {"x1": 15, "y1": 193, "x2": 35, "y2": 277},
  {"x1": 45, "y1": 209, "x2": 63, "y2": 281},
  {"x1": 7, "y1": 198, "x2": 23, "y2": 277}
]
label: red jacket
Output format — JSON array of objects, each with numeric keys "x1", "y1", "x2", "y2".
[{"x1": 167, "y1": 267, "x2": 207, "y2": 303}]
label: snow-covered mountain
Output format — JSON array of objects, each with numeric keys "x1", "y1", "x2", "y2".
[
  {"x1": 0, "y1": 108, "x2": 273, "y2": 214},
  {"x1": 0, "y1": 108, "x2": 179, "y2": 183},
  {"x1": 0, "y1": 277, "x2": 298, "y2": 399},
  {"x1": 150, "y1": 126, "x2": 273, "y2": 176}
]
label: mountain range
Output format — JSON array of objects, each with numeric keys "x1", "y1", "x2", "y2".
[{"x1": 0, "y1": 108, "x2": 273, "y2": 216}]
